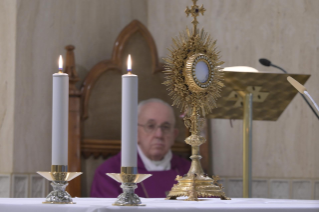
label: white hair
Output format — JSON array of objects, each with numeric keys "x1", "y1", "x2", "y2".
[{"x1": 138, "y1": 98, "x2": 176, "y2": 126}]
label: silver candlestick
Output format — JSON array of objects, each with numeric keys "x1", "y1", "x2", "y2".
[
  {"x1": 107, "y1": 167, "x2": 152, "y2": 206},
  {"x1": 37, "y1": 165, "x2": 82, "y2": 204}
]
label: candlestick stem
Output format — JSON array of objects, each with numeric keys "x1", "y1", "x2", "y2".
[
  {"x1": 44, "y1": 181, "x2": 73, "y2": 204},
  {"x1": 114, "y1": 183, "x2": 141, "y2": 206}
]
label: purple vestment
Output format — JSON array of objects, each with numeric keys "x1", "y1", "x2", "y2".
[{"x1": 91, "y1": 152, "x2": 191, "y2": 198}]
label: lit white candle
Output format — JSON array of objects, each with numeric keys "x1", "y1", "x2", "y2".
[
  {"x1": 121, "y1": 54, "x2": 138, "y2": 167},
  {"x1": 52, "y1": 55, "x2": 69, "y2": 166}
]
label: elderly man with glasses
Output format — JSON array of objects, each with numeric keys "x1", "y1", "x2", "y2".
[{"x1": 91, "y1": 98, "x2": 191, "y2": 198}]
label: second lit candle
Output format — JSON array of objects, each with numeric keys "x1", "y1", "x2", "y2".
[{"x1": 121, "y1": 55, "x2": 138, "y2": 168}]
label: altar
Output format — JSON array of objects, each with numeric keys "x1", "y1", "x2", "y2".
[{"x1": 0, "y1": 198, "x2": 318, "y2": 212}]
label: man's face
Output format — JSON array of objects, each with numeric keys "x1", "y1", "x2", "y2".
[{"x1": 138, "y1": 102, "x2": 178, "y2": 161}]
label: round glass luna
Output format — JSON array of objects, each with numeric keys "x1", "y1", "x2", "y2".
[{"x1": 195, "y1": 61, "x2": 209, "y2": 83}]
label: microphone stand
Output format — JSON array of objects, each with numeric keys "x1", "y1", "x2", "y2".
[
  {"x1": 270, "y1": 64, "x2": 287, "y2": 74},
  {"x1": 269, "y1": 63, "x2": 319, "y2": 120},
  {"x1": 299, "y1": 93, "x2": 319, "y2": 119}
]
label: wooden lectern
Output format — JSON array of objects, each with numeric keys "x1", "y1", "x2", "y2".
[{"x1": 207, "y1": 66, "x2": 310, "y2": 198}]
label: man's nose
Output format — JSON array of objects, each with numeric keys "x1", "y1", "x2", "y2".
[{"x1": 154, "y1": 126, "x2": 164, "y2": 137}]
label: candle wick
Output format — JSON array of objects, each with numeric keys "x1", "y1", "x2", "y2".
[
  {"x1": 128, "y1": 71, "x2": 132, "y2": 75},
  {"x1": 58, "y1": 69, "x2": 63, "y2": 74}
]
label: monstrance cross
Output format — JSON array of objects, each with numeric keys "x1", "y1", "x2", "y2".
[{"x1": 185, "y1": 0, "x2": 206, "y2": 35}]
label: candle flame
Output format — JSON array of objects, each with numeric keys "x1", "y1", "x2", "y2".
[
  {"x1": 127, "y1": 54, "x2": 132, "y2": 72},
  {"x1": 58, "y1": 55, "x2": 63, "y2": 73}
]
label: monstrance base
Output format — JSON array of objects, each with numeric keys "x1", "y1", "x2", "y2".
[{"x1": 166, "y1": 174, "x2": 231, "y2": 201}]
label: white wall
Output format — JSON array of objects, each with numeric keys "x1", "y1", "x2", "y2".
[{"x1": 0, "y1": 0, "x2": 16, "y2": 174}]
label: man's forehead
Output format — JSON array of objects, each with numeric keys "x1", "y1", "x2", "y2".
[{"x1": 139, "y1": 102, "x2": 175, "y2": 123}]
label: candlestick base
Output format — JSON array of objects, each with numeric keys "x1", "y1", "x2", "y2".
[
  {"x1": 114, "y1": 183, "x2": 144, "y2": 206},
  {"x1": 107, "y1": 171, "x2": 152, "y2": 206},
  {"x1": 37, "y1": 167, "x2": 82, "y2": 204},
  {"x1": 43, "y1": 181, "x2": 74, "y2": 204}
]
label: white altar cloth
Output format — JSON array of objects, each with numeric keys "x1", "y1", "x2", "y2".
[{"x1": 0, "y1": 198, "x2": 318, "y2": 212}]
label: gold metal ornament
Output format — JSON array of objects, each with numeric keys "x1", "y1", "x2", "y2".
[
  {"x1": 164, "y1": 0, "x2": 229, "y2": 201},
  {"x1": 185, "y1": 0, "x2": 206, "y2": 36}
]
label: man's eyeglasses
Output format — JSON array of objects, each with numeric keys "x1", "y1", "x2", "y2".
[{"x1": 138, "y1": 122, "x2": 173, "y2": 135}]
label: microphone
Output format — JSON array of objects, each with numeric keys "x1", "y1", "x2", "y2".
[
  {"x1": 259, "y1": 58, "x2": 271, "y2": 67},
  {"x1": 259, "y1": 58, "x2": 319, "y2": 120},
  {"x1": 259, "y1": 58, "x2": 287, "y2": 73}
]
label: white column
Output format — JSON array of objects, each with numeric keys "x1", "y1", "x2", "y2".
[
  {"x1": 52, "y1": 73, "x2": 69, "y2": 166},
  {"x1": 121, "y1": 73, "x2": 138, "y2": 167}
]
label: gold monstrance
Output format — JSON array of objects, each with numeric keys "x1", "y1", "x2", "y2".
[{"x1": 164, "y1": 0, "x2": 229, "y2": 201}]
